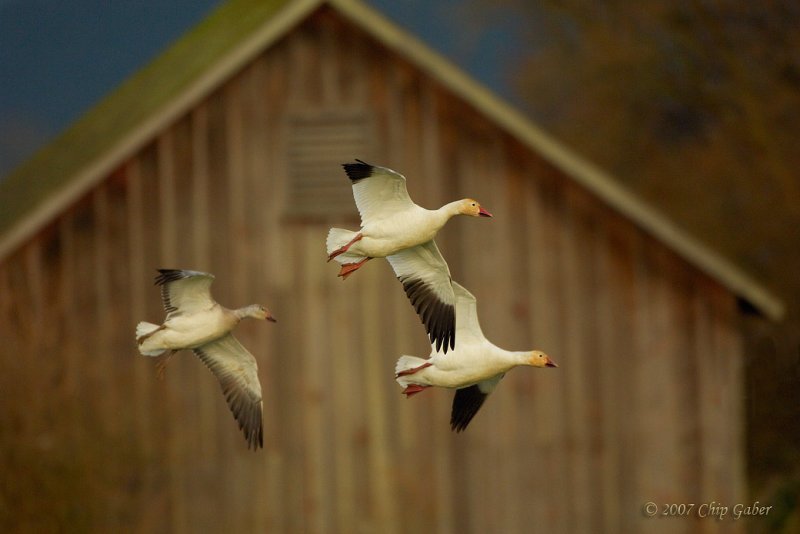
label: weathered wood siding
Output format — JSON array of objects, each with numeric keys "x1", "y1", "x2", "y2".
[{"x1": 0, "y1": 8, "x2": 745, "y2": 533}]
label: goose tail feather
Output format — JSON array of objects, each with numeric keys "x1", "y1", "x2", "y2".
[
  {"x1": 326, "y1": 228, "x2": 367, "y2": 264},
  {"x1": 136, "y1": 322, "x2": 166, "y2": 356},
  {"x1": 395, "y1": 355, "x2": 430, "y2": 388}
]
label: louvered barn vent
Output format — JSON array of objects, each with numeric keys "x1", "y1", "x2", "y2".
[{"x1": 285, "y1": 110, "x2": 374, "y2": 218}]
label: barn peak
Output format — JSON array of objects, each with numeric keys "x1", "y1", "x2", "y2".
[{"x1": 0, "y1": 0, "x2": 784, "y2": 320}]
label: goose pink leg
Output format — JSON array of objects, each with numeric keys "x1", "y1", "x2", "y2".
[
  {"x1": 396, "y1": 361, "x2": 432, "y2": 377},
  {"x1": 402, "y1": 384, "x2": 429, "y2": 397},
  {"x1": 155, "y1": 350, "x2": 177, "y2": 381},
  {"x1": 327, "y1": 233, "x2": 363, "y2": 262},
  {"x1": 338, "y1": 258, "x2": 371, "y2": 280},
  {"x1": 137, "y1": 324, "x2": 165, "y2": 344}
]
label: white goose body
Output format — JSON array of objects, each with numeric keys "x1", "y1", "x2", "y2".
[
  {"x1": 135, "y1": 269, "x2": 276, "y2": 449},
  {"x1": 138, "y1": 303, "x2": 236, "y2": 354},
  {"x1": 346, "y1": 202, "x2": 458, "y2": 259},
  {"x1": 327, "y1": 160, "x2": 492, "y2": 353},
  {"x1": 395, "y1": 282, "x2": 556, "y2": 431},
  {"x1": 405, "y1": 342, "x2": 534, "y2": 390}
]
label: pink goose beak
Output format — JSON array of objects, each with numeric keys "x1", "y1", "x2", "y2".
[{"x1": 478, "y1": 207, "x2": 493, "y2": 218}]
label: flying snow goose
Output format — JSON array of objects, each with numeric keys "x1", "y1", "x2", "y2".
[
  {"x1": 326, "y1": 159, "x2": 492, "y2": 352},
  {"x1": 135, "y1": 269, "x2": 276, "y2": 449},
  {"x1": 395, "y1": 281, "x2": 557, "y2": 431}
]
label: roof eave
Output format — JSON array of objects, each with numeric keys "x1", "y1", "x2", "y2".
[
  {"x1": 0, "y1": 0, "x2": 784, "y2": 321},
  {"x1": 330, "y1": 0, "x2": 784, "y2": 321},
  {"x1": 0, "y1": 0, "x2": 322, "y2": 260}
]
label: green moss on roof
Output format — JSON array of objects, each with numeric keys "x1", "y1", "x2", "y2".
[{"x1": 0, "y1": 0, "x2": 291, "y2": 237}]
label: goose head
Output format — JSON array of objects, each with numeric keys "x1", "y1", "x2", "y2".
[
  {"x1": 527, "y1": 350, "x2": 557, "y2": 368},
  {"x1": 458, "y1": 198, "x2": 493, "y2": 218},
  {"x1": 242, "y1": 304, "x2": 277, "y2": 322}
]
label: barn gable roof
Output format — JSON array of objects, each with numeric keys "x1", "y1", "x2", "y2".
[{"x1": 0, "y1": 0, "x2": 784, "y2": 320}]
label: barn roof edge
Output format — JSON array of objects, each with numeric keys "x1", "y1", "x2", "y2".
[{"x1": 0, "y1": 0, "x2": 784, "y2": 320}]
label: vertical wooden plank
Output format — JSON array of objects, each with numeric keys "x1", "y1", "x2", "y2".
[
  {"x1": 433, "y1": 99, "x2": 471, "y2": 534},
  {"x1": 694, "y1": 280, "x2": 721, "y2": 534},
  {"x1": 157, "y1": 131, "x2": 178, "y2": 268},
  {"x1": 319, "y1": 9, "x2": 341, "y2": 105},
  {"x1": 460, "y1": 128, "x2": 522, "y2": 532},
  {"x1": 504, "y1": 153, "x2": 544, "y2": 533},
  {"x1": 594, "y1": 213, "x2": 623, "y2": 533},
  {"x1": 23, "y1": 242, "x2": 44, "y2": 386},
  {"x1": 136, "y1": 143, "x2": 172, "y2": 531},
  {"x1": 22, "y1": 242, "x2": 46, "y2": 468},
  {"x1": 559, "y1": 184, "x2": 597, "y2": 533},
  {"x1": 23, "y1": 242, "x2": 44, "y2": 343},
  {"x1": 414, "y1": 70, "x2": 453, "y2": 532},
  {"x1": 200, "y1": 85, "x2": 237, "y2": 532},
  {"x1": 281, "y1": 232, "x2": 308, "y2": 534},
  {"x1": 189, "y1": 104, "x2": 222, "y2": 496},
  {"x1": 171, "y1": 118, "x2": 206, "y2": 533},
  {"x1": 127, "y1": 159, "x2": 149, "y2": 445},
  {"x1": 299, "y1": 226, "x2": 334, "y2": 533},
  {"x1": 607, "y1": 216, "x2": 644, "y2": 533},
  {"x1": 337, "y1": 15, "x2": 368, "y2": 107},
  {"x1": 92, "y1": 185, "x2": 114, "y2": 440},
  {"x1": 262, "y1": 39, "x2": 296, "y2": 532},
  {"x1": 241, "y1": 53, "x2": 275, "y2": 533},
  {"x1": 420, "y1": 79, "x2": 455, "y2": 534},
  {"x1": 223, "y1": 72, "x2": 260, "y2": 533},
  {"x1": 286, "y1": 17, "x2": 322, "y2": 110},
  {"x1": 226, "y1": 79, "x2": 247, "y2": 304},
  {"x1": 237, "y1": 98, "x2": 272, "y2": 533},
  {"x1": 103, "y1": 169, "x2": 137, "y2": 528},
  {"x1": 329, "y1": 259, "x2": 361, "y2": 533},
  {"x1": 716, "y1": 290, "x2": 746, "y2": 528},
  {"x1": 496, "y1": 145, "x2": 527, "y2": 534},
  {"x1": 668, "y1": 259, "x2": 704, "y2": 505},
  {"x1": 450, "y1": 122, "x2": 485, "y2": 534},
  {"x1": 259, "y1": 43, "x2": 290, "y2": 533},
  {"x1": 5, "y1": 248, "x2": 41, "y2": 524},
  {"x1": 324, "y1": 22, "x2": 370, "y2": 534},
  {"x1": 632, "y1": 243, "x2": 689, "y2": 534},
  {"x1": 58, "y1": 212, "x2": 79, "y2": 399},
  {"x1": 69, "y1": 195, "x2": 101, "y2": 523},
  {"x1": 581, "y1": 198, "x2": 607, "y2": 534},
  {"x1": 631, "y1": 234, "x2": 657, "y2": 533},
  {"x1": 680, "y1": 281, "x2": 705, "y2": 532},
  {"x1": 383, "y1": 58, "x2": 422, "y2": 532},
  {"x1": 91, "y1": 186, "x2": 112, "y2": 480},
  {"x1": 164, "y1": 115, "x2": 205, "y2": 534},
  {"x1": 695, "y1": 284, "x2": 745, "y2": 533},
  {"x1": 360, "y1": 263, "x2": 400, "y2": 534},
  {"x1": 191, "y1": 105, "x2": 212, "y2": 270},
  {"x1": 260, "y1": 29, "x2": 310, "y2": 518},
  {"x1": 524, "y1": 166, "x2": 570, "y2": 534},
  {"x1": 156, "y1": 128, "x2": 187, "y2": 534}
]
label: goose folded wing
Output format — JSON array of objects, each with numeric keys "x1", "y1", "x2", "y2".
[
  {"x1": 450, "y1": 375, "x2": 503, "y2": 432},
  {"x1": 193, "y1": 333, "x2": 264, "y2": 449},
  {"x1": 386, "y1": 240, "x2": 456, "y2": 353},
  {"x1": 155, "y1": 269, "x2": 216, "y2": 315},
  {"x1": 342, "y1": 160, "x2": 415, "y2": 223}
]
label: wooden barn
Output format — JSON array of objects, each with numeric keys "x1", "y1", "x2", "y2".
[{"x1": 0, "y1": 0, "x2": 784, "y2": 532}]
